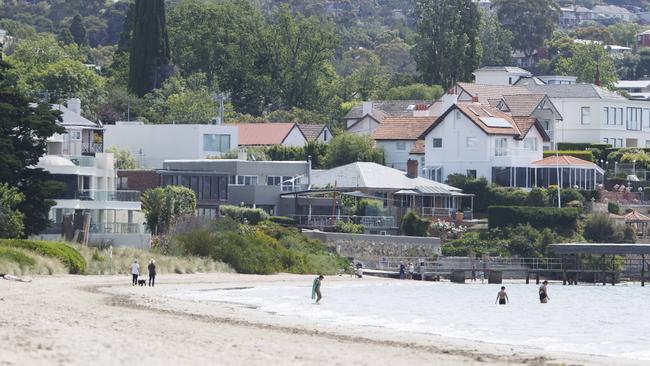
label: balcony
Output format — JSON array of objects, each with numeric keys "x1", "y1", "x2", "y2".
[
  {"x1": 78, "y1": 190, "x2": 141, "y2": 202},
  {"x1": 82, "y1": 142, "x2": 103, "y2": 154},
  {"x1": 89, "y1": 223, "x2": 144, "y2": 234},
  {"x1": 69, "y1": 155, "x2": 95, "y2": 167}
]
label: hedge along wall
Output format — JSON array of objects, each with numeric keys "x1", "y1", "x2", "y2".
[
  {"x1": 487, "y1": 206, "x2": 581, "y2": 234},
  {"x1": 543, "y1": 150, "x2": 594, "y2": 162},
  {"x1": 557, "y1": 143, "x2": 611, "y2": 151}
]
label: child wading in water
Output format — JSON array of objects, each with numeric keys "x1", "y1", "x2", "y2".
[
  {"x1": 312, "y1": 275, "x2": 324, "y2": 304},
  {"x1": 495, "y1": 286, "x2": 509, "y2": 305}
]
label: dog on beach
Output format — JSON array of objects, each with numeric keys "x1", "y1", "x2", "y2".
[{"x1": 138, "y1": 279, "x2": 146, "y2": 286}]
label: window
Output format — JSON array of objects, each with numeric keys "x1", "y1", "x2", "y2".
[
  {"x1": 466, "y1": 169, "x2": 477, "y2": 178},
  {"x1": 428, "y1": 167, "x2": 443, "y2": 182},
  {"x1": 203, "y1": 134, "x2": 231, "y2": 152},
  {"x1": 541, "y1": 120, "x2": 551, "y2": 131},
  {"x1": 230, "y1": 175, "x2": 258, "y2": 186},
  {"x1": 323, "y1": 129, "x2": 328, "y2": 141},
  {"x1": 523, "y1": 138, "x2": 537, "y2": 151},
  {"x1": 116, "y1": 177, "x2": 128, "y2": 190},
  {"x1": 432, "y1": 138, "x2": 442, "y2": 148},
  {"x1": 581, "y1": 107, "x2": 590, "y2": 124},
  {"x1": 644, "y1": 109, "x2": 650, "y2": 129},
  {"x1": 466, "y1": 137, "x2": 477, "y2": 149},
  {"x1": 495, "y1": 138, "x2": 508, "y2": 156},
  {"x1": 618, "y1": 138, "x2": 624, "y2": 147},
  {"x1": 609, "y1": 107, "x2": 616, "y2": 124},
  {"x1": 603, "y1": 107, "x2": 609, "y2": 125},
  {"x1": 627, "y1": 107, "x2": 642, "y2": 130},
  {"x1": 396, "y1": 141, "x2": 406, "y2": 151},
  {"x1": 70, "y1": 130, "x2": 81, "y2": 140},
  {"x1": 618, "y1": 108, "x2": 624, "y2": 125},
  {"x1": 646, "y1": 140, "x2": 650, "y2": 148}
]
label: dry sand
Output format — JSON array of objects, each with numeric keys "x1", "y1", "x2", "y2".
[{"x1": 0, "y1": 273, "x2": 640, "y2": 366}]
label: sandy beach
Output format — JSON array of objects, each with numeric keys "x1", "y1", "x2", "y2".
[{"x1": 0, "y1": 273, "x2": 642, "y2": 366}]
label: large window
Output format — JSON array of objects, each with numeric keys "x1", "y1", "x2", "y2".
[
  {"x1": 116, "y1": 177, "x2": 128, "y2": 190},
  {"x1": 203, "y1": 134, "x2": 231, "y2": 152},
  {"x1": 495, "y1": 138, "x2": 508, "y2": 156},
  {"x1": 603, "y1": 107, "x2": 609, "y2": 125},
  {"x1": 523, "y1": 138, "x2": 537, "y2": 151},
  {"x1": 428, "y1": 167, "x2": 443, "y2": 182},
  {"x1": 432, "y1": 138, "x2": 442, "y2": 148},
  {"x1": 581, "y1": 107, "x2": 591, "y2": 124},
  {"x1": 268, "y1": 176, "x2": 298, "y2": 192},
  {"x1": 627, "y1": 107, "x2": 642, "y2": 130},
  {"x1": 229, "y1": 175, "x2": 258, "y2": 185}
]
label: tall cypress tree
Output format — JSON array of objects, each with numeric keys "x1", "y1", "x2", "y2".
[
  {"x1": 128, "y1": 0, "x2": 173, "y2": 97},
  {"x1": 69, "y1": 14, "x2": 88, "y2": 47}
]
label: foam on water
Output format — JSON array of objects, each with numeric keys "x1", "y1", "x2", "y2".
[{"x1": 173, "y1": 281, "x2": 650, "y2": 361}]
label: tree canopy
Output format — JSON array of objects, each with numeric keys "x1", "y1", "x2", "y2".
[{"x1": 493, "y1": 0, "x2": 560, "y2": 57}]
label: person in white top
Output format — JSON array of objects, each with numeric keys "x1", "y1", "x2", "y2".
[{"x1": 131, "y1": 259, "x2": 140, "y2": 286}]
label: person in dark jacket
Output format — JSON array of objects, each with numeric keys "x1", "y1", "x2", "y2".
[{"x1": 148, "y1": 259, "x2": 156, "y2": 287}]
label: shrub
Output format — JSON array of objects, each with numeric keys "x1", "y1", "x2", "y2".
[
  {"x1": 354, "y1": 199, "x2": 386, "y2": 216},
  {"x1": 543, "y1": 150, "x2": 594, "y2": 162},
  {"x1": 0, "y1": 247, "x2": 36, "y2": 268},
  {"x1": 566, "y1": 200, "x2": 584, "y2": 209},
  {"x1": 219, "y1": 205, "x2": 270, "y2": 224},
  {"x1": 526, "y1": 187, "x2": 549, "y2": 206},
  {"x1": 333, "y1": 221, "x2": 364, "y2": 234},
  {"x1": 487, "y1": 206, "x2": 580, "y2": 234},
  {"x1": 442, "y1": 232, "x2": 508, "y2": 257},
  {"x1": 561, "y1": 188, "x2": 585, "y2": 205},
  {"x1": 400, "y1": 212, "x2": 430, "y2": 237},
  {"x1": 0, "y1": 239, "x2": 86, "y2": 273},
  {"x1": 583, "y1": 212, "x2": 628, "y2": 243},
  {"x1": 268, "y1": 216, "x2": 297, "y2": 226},
  {"x1": 624, "y1": 224, "x2": 637, "y2": 243},
  {"x1": 608, "y1": 201, "x2": 621, "y2": 214}
]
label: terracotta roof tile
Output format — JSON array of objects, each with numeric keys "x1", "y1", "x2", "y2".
[
  {"x1": 499, "y1": 94, "x2": 546, "y2": 116},
  {"x1": 531, "y1": 155, "x2": 600, "y2": 167},
  {"x1": 237, "y1": 122, "x2": 300, "y2": 146},
  {"x1": 625, "y1": 210, "x2": 650, "y2": 222},
  {"x1": 410, "y1": 140, "x2": 425, "y2": 154},
  {"x1": 456, "y1": 83, "x2": 531, "y2": 104},
  {"x1": 373, "y1": 116, "x2": 437, "y2": 140},
  {"x1": 455, "y1": 104, "x2": 521, "y2": 136},
  {"x1": 297, "y1": 124, "x2": 325, "y2": 141}
]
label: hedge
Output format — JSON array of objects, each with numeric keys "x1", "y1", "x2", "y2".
[
  {"x1": 487, "y1": 206, "x2": 581, "y2": 234},
  {"x1": 0, "y1": 239, "x2": 86, "y2": 274},
  {"x1": 219, "y1": 205, "x2": 270, "y2": 224},
  {"x1": 543, "y1": 150, "x2": 594, "y2": 162},
  {"x1": 557, "y1": 143, "x2": 611, "y2": 151}
]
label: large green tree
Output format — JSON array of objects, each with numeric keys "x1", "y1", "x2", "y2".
[
  {"x1": 0, "y1": 183, "x2": 25, "y2": 239},
  {"x1": 128, "y1": 0, "x2": 173, "y2": 97},
  {"x1": 324, "y1": 133, "x2": 384, "y2": 168},
  {"x1": 492, "y1": 0, "x2": 560, "y2": 57},
  {"x1": 69, "y1": 13, "x2": 88, "y2": 47},
  {"x1": 0, "y1": 55, "x2": 66, "y2": 236},
  {"x1": 142, "y1": 185, "x2": 196, "y2": 235},
  {"x1": 480, "y1": 10, "x2": 513, "y2": 66},
  {"x1": 555, "y1": 43, "x2": 617, "y2": 88},
  {"x1": 412, "y1": 0, "x2": 482, "y2": 87}
]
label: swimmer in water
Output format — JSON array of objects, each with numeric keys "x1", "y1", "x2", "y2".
[{"x1": 495, "y1": 286, "x2": 509, "y2": 305}]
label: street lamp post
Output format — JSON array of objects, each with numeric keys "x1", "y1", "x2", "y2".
[{"x1": 633, "y1": 159, "x2": 637, "y2": 177}]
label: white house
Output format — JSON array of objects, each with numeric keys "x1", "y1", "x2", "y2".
[
  {"x1": 419, "y1": 103, "x2": 549, "y2": 186},
  {"x1": 35, "y1": 99, "x2": 148, "y2": 248},
  {"x1": 373, "y1": 116, "x2": 437, "y2": 172},
  {"x1": 472, "y1": 66, "x2": 532, "y2": 86},
  {"x1": 104, "y1": 122, "x2": 239, "y2": 169},
  {"x1": 344, "y1": 100, "x2": 430, "y2": 135},
  {"x1": 614, "y1": 80, "x2": 650, "y2": 101}
]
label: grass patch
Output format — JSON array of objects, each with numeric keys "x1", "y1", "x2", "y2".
[
  {"x1": 0, "y1": 239, "x2": 86, "y2": 274},
  {"x1": 0, "y1": 247, "x2": 36, "y2": 268}
]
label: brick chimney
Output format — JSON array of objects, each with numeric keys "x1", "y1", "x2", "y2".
[
  {"x1": 406, "y1": 159, "x2": 418, "y2": 178},
  {"x1": 471, "y1": 95, "x2": 479, "y2": 103}
]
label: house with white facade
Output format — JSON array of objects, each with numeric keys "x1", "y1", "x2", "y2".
[
  {"x1": 591, "y1": 5, "x2": 636, "y2": 21},
  {"x1": 35, "y1": 99, "x2": 148, "y2": 248},
  {"x1": 373, "y1": 116, "x2": 436, "y2": 172},
  {"x1": 344, "y1": 100, "x2": 430, "y2": 135},
  {"x1": 104, "y1": 122, "x2": 239, "y2": 169},
  {"x1": 419, "y1": 103, "x2": 550, "y2": 186},
  {"x1": 298, "y1": 124, "x2": 333, "y2": 143},
  {"x1": 614, "y1": 80, "x2": 650, "y2": 101}
]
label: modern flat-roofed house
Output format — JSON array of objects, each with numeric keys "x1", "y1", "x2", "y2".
[
  {"x1": 297, "y1": 124, "x2": 333, "y2": 143},
  {"x1": 237, "y1": 122, "x2": 307, "y2": 147},
  {"x1": 159, "y1": 159, "x2": 310, "y2": 217},
  {"x1": 614, "y1": 80, "x2": 650, "y2": 101},
  {"x1": 344, "y1": 100, "x2": 430, "y2": 135},
  {"x1": 373, "y1": 116, "x2": 437, "y2": 172},
  {"x1": 104, "y1": 122, "x2": 239, "y2": 169},
  {"x1": 35, "y1": 99, "x2": 148, "y2": 247},
  {"x1": 419, "y1": 103, "x2": 550, "y2": 186}
]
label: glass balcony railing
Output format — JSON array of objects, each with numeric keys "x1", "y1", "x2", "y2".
[
  {"x1": 78, "y1": 190, "x2": 140, "y2": 202},
  {"x1": 69, "y1": 155, "x2": 95, "y2": 167},
  {"x1": 89, "y1": 223, "x2": 143, "y2": 234}
]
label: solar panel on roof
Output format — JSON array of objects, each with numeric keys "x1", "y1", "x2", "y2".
[
  {"x1": 479, "y1": 117, "x2": 511, "y2": 128},
  {"x1": 467, "y1": 106, "x2": 480, "y2": 116}
]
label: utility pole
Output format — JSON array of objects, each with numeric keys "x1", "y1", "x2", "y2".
[{"x1": 213, "y1": 93, "x2": 226, "y2": 124}]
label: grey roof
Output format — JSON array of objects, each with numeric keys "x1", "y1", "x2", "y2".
[
  {"x1": 523, "y1": 84, "x2": 625, "y2": 100},
  {"x1": 344, "y1": 100, "x2": 431, "y2": 120},
  {"x1": 310, "y1": 162, "x2": 462, "y2": 193},
  {"x1": 474, "y1": 66, "x2": 532, "y2": 76},
  {"x1": 51, "y1": 104, "x2": 101, "y2": 128},
  {"x1": 615, "y1": 80, "x2": 650, "y2": 89}
]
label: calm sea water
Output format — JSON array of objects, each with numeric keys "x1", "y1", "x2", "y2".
[{"x1": 174, "y1": 281, "x2": 650, "y2": 361}]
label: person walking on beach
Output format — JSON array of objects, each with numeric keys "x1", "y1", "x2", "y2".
[
  {"x1": 148, "y1": 259, "x2": 156, "y2": 287},
  {"x1": 495, "y1": 286, "x2": 509, "y2": 305},
  {"x1": 407, "y1": 262, "x2": 414, "y2": 280},
  {"x1": 399, "y1": 261, "x2": 406, "y2": 280},
  {"x1": 539, "y1": 280, "x2": 550, "y2": 303},
  {"x1": 131, "y1": 259, "x2": 140, "y2": 286},
  {"x1": 471, "y1": 265, "x2": 477, "y2": 282},
  {"x1": 312, "y1": 275, "x2": 324, "y2": 304}
]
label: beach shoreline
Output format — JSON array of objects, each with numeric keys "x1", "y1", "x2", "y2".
[{"x1": 0, "y1": 273, "x2": 642, "y2": 366}]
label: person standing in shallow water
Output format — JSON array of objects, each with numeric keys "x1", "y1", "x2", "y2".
[
  {"x1": 539, "y1": 280, "x2": 550, "y2": 303},
  {"x1": 148, "y1": 259, "x2": 156, "y2": 287},
  {"x1": 495, "y1": 286, "x2": 509, "y2": 305},
  {"x1": 131, "y1": 259, "x2": 140, "y2": 286},
  {"x1": 312, "y1": 275, "x2": 324, "y2": 304}
]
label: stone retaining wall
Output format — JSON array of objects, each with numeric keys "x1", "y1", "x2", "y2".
[{"x1": 303, "y1": 230, "x2": 441, "y2": 259}]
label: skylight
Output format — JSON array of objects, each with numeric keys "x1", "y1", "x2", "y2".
[{"x1": 479, "y1": 117, "x2": 511, "y2": 128}]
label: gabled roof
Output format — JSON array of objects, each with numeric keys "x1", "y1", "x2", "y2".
[
  {"x1": 237, "y1": 122, "x2": 304, "y2": 146},
  {"x1": 51, "y1": 103, "x2": 101, "y2": 128},
  {"x1": 297, "y1": 124, "x2": 327, "y2": 141},
  {"x1": 456, "y1": 82, "x2": 531, "y2": 104},
  {"x1": 344, "y1": 100, "x2": 431, "y2": 120},
  {"x1": 310, "y1": 162, "x2": 462, "y2": 192},
  {"x1": 496, "y1": 94, "x2": 547, "y2": 116},
  {"x1": 410, "y1": 140, "x2": 425, "y2": 155},
  {"x1": 531, "y1": 155, "x2": 603, "y2": 172},
  {"x1": 419, "y1": 103, "x2": 550, "y2": 141},
  {"x1": 524, "y1": 84, "x2": 625, "y2": 100},
  {"x1": 373, "y1": 116, "x2": 437, "y2": 140},
  {"x1": 625, "y1": 210, "x2": 650, "y2": 223}
]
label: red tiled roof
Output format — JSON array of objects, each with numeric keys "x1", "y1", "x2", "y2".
[
  {"x1": 499, "y1": 94, "x2": 547, "y2": 116},
  {"x1": 414, "y1": 103, "x2": 429, "y2": 111},
  {"x1": 531, "y1": 155, "x2": 600, "y2": 168},
  {"x1": 455, "y1": 104, "x2": 521, "y2": 136},
  {"x1": 625, "y1": 210, "x2": 650, "y2": 222},
  {"x1": 373, "y1": 116, "x2": 438, "y2": 140},
  {"x1": 410, "y1": 140, "x2": 425, "y2": 154},
  {"x1": 237, "y1": 122, "x2": 301, "y2": 146}
]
